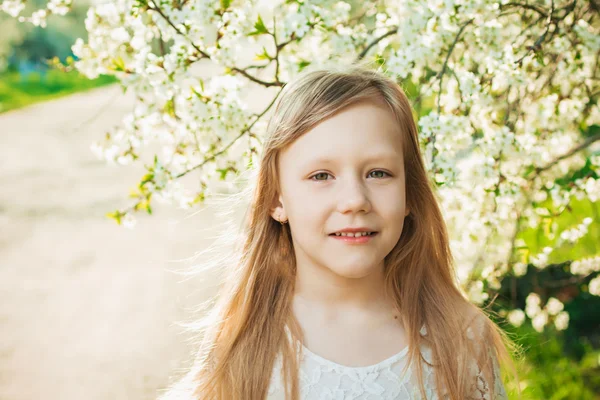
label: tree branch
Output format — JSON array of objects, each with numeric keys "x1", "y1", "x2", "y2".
[
  {"x1": 515, "y1": 0, "x2": 556, "y2": 66},
  {"x1": 116, "y1": 87, "x2": 284, "y2": 217},
  {"x1": 436, "y1": 19, "x2": 474, "y2": 115},
  {"x1": 173, "y1": 86, "x2": 284, "y2": 179},
  {"x1": 148, "y1": 0, "x2": 211, "y2": 59},
  {"x1": 530, "y1": 132, "x2": 600, "y2": 178},
  {"x1": 430, "y1": 19, "x2": 474, "y2": 166},
  {"x1": 501, "y1": 2, "x2": 548, "y2": 18},
  {"x1": 149, "y1": 1, "x2": 284, "y2": 89},
  {"x1": 503, "y1": 131, "x2": 600, "y2": 271},
  {"x1": 230, "y1": 67, "x2": 283, "y2": 87},
  {"x1": 357, "y1": 27, "x2": 398, "y2": 60}
]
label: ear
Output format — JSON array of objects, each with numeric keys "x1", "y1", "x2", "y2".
[
  {"x1": 270, "y1": 194, "x2": 287, "y2": 222},
  {"x1": 405, "y1": 207, "x2": 410, "y2": 217}
]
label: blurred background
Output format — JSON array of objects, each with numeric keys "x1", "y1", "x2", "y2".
[
  {"x1": 1, "y1": 1, "x2": 599, "y2": 399},
  {"x1": 0, "y1": 0, "x2": 116, "y2": 113},
  {"x1": 1, "y1": 2, "x2": 228, "y2": 399}
]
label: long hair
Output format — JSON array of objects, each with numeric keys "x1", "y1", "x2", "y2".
[{"x1": 160, "y1": 61, "x2": 520, "y2": 400}]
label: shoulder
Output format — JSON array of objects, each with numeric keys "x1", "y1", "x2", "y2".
[
  {"x1": 460, "y1": 306, "x2": 508, "y2": 400},
  {"x1": 460, "y1": 304, "x2": 492, "y2": 342}
]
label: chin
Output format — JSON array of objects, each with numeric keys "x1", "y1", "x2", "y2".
[{"x1": 329, "y1": 265, "x2": 378, "y2": 279}]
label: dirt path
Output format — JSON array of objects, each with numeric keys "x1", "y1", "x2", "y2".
[{"x1": 0, "y1": 59, "x2": 273, "y2": 400}]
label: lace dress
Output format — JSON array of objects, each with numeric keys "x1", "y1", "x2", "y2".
[{"x1": 267, "y1": 326, "x2": 507, "y2": 400}]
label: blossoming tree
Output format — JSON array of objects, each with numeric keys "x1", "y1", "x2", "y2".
[{"x1": 4, "y1": 0, "x2": 600, "y2": 332}]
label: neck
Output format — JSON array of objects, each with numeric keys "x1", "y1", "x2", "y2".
[{"x1": 292, "y1": 260, "x2": 398, "y2": 324}]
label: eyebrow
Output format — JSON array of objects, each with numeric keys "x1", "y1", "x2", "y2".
[{"x1": 303, "y1": 153, "x2": 401, "y2": 167}]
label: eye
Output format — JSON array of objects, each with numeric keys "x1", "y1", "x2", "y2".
[
  {"x1": 309, "y1": 172, "x2": 332, "y2": 181},
  {"x1": 309, "y1": 170, "x2": 391, "y2": 181},
  {"x1": 368, "y1": 170, "x2": 391, "y2": 179}
]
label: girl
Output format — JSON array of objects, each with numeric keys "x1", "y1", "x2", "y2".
[{"x1": 160, "y1": 62, "x2": 519, "y2": 399}]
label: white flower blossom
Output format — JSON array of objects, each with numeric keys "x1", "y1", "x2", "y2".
[
  {"x1": 571, "y1": 256, "x2": 600, "y2": 275},
  {"x1": 530, "y1": 247, "x2": 553, "y2": 270},
  {"x1": 467, "y1": 280, "x2": 489, "y2": 305},
  {"x1": 526, "y1": 293, "x2": 542, "y2": 319},
  {"x1": 559, "y1": 218, "x2": 592, "y2": 245},
  {"x1": 532, "y1": 310, "x2": 548, "y2": 333},
  {"x1": 47, "y1": 0, "x2": 71, "y2": 16},
  {"x1": 554, "y1": 311, "x2": 570, "y2": 331},
  {"x1": 507, "y1": 309, "x2": 525, "y2": 327},
  {"x1": 122, "y1": 213, "x2": 138, "y2": 229},
  {"x1": 545, "y1": 297, "x2": 564, "y2": 316},
  {"x1": 1, "y1": 0, "x2": 25, "y2": 17},
  {"x1": 512, "y1": 262, "x2": 527, "y2": 277},
  {"x1": 589, "y1": 276, "x2": 600, "y2": 296}
]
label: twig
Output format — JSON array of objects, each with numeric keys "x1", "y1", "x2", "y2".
[
  {"x1": 515, "y1": 0, "x2": 555, "y2": 66},
  {"x1": 501, "y1": 2, "x2": 548, "y2": 18},
  {"x1": 116, "y1": 88, "x2": 283, "y2": 217},
  {"x1": 431, "y1": 19, "x2": 473, "y2": 165},
  {"x1": 436, "y1": 19, "x2": 474, "y2": 115},
  {"x1": 148, "y1": 0, "x2": 210, "y2": 59},
  {"x1": 529, "y1": 133, "x2": 600, "y2": 177},
  {"x1": 504, "y1": 131, "x2": 600, "y2": 270},
  {"x1": 173, "y1": 86, "x2": 284, "y2": 179},
  {"x1": 357, "y1": 27, "x2": 398, "y2": 60},
  {"x1": 150, "y1": 0, "x2": 284, "y2": 89},
  {"x1": 231, "y1": 67, "x2": 282, "y2": 87}
]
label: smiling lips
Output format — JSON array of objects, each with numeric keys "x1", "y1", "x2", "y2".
[{"x1": 329, "y1": 232, "x2": 378, "y2": 244}]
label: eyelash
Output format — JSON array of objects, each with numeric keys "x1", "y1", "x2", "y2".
[{"x1": 309, "y1": 170, "x2": 392, "y2": 181}]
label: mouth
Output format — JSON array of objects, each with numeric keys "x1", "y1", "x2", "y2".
[
  {"x1": 328, "y1": 232, "x2": 378, "y2": 237},
  {"x1": 328, "y1": 232, "x2": 378, "y2": 243}
]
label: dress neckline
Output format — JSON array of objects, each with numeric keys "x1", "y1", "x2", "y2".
[
  {"x1": 299, "y1": 341, "x2": 410, "y2": 372},
  {"x1": 284, "y1": 324, "x2": 427, "y2": 373}
]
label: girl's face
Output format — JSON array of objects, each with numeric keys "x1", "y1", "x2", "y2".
[{"x1": 272, "y1": 100, "x2": 410, "y2": 280}]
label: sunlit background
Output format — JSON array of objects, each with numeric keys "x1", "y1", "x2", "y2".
[{"x1": 1, "y1": 2, "x2": 229, "y2": 399}]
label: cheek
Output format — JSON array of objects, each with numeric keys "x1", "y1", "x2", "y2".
[
  {"x1": 379, "y1": 188, "x2": 407, "y2": 216},
  {"x1": 287, "y1": 198, "x2": 326, "y2": 231}
]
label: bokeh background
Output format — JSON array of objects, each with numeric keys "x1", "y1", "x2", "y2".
[
  {"x1": 1, "y1": 2, "x2": 227, "y2": 399},
  {"x1": 1, "y1": 1, "x2": 599, "y2": 399}
]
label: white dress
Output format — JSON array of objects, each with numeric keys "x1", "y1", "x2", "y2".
[{"x1": 267, "y1": 326, "x2": 507, "y2": 400}]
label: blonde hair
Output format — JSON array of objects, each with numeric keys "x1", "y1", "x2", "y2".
[{"x1": 160, "y1": 61, "x2": 520, "y2": 400}]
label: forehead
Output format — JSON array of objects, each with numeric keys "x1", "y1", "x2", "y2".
[{"x1": 280, "y1": 101, "x2": 404, "y2": 167}]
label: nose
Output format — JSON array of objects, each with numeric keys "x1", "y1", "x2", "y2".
[{"x1": 336, "y1": 176, "x2": 372, "y2": 214}]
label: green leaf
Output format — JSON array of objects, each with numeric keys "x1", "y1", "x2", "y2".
[
  {"x1": 133, "y1": 192, "x2": 151, "y2": 214},
  {"x1": 106, "y1": 210, "x2": 124, "y2": 225},
  {"x1": 522, "y1": 164, "x2": 536, "y2": 178},
  {"x1": 254, "y1": 46, "x2": 272, "y2": 61},
  {"x1": 582, "y1": 124, "x2": 600, "y2": 139},
  {"x1": 164, "y1": 98, "x2": 176, "y2": 118},
  {"x1": 542, "y1": 216, "x2": 553, "y2": 237},
  {"x1": 535, "y1": 51, "x2": 546, "y2": 66},
  {"x1": 220, "y1": 0, "x2": 232, "y2": 9},
  {"x1": 140, "y1": 173, "x2": 154, "y2": 186},
  {"x1": 192, "y1": 192, "x2": 206, "y2": 204},
  {"x1": 217, "y1": 168, "x2": 229, "y2": 180},
  {"x1": 248, "y1": 15, "x2": 269, "y2": 36},
  {"x1": 298, "y1": 60, "x2": 311, "y2": 71},
  {"x1": 128, "y1": 188, "x2": 140, "y2": 198},
  {"x1": 109, "y1": 56, "x2": 126, "y2": 72}
]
